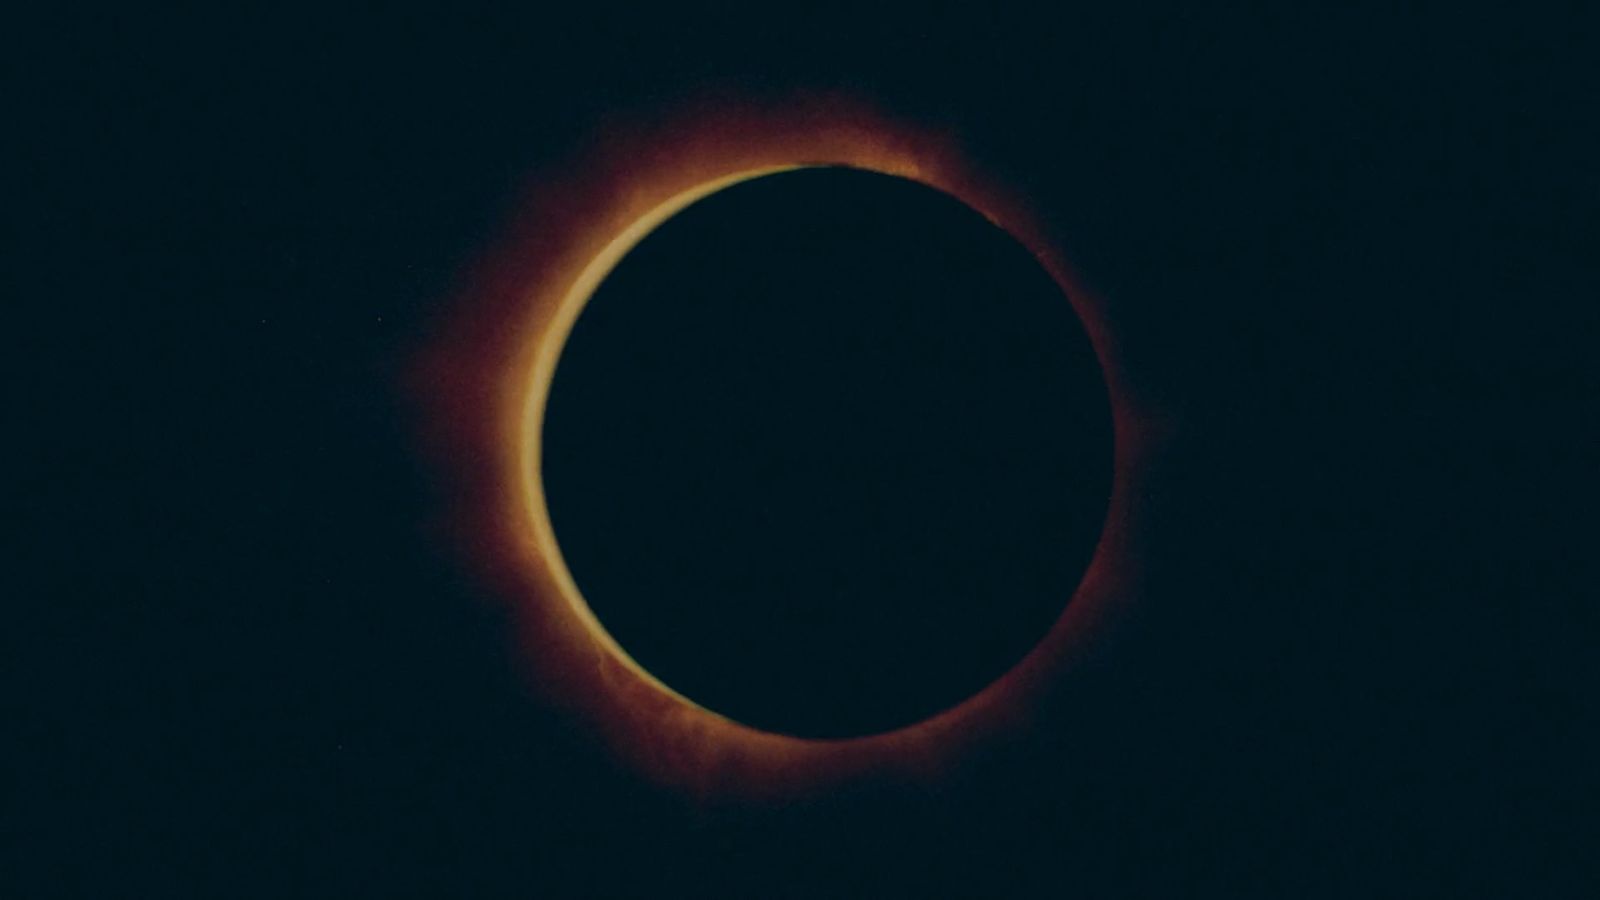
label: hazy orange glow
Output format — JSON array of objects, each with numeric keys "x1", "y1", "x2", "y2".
[{"x1": 413, "y1": 96, "x2": 1153, "y2": 801}]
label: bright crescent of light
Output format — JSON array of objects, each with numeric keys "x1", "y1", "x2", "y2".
[{"x1": 518, "y1": 165, "x2": 804, "y2": 718}]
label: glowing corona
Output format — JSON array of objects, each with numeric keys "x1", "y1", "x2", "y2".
[{"x1": 415, "y1": 97, "x2": 1150, "y2": 800}]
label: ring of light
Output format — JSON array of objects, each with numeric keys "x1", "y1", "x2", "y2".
[{"x1": 423, "y1": 103, "x2": 1148, "y2": 799}]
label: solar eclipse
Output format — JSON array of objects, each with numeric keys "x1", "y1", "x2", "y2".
[{"x1": 416, "y1": 100, "x2": 1151, "y2": 798}]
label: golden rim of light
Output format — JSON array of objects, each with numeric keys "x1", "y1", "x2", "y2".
[
  {"x1": 520, "y1": 164, "x2": 804, "y2": 718},
  {"x1": 429, "y1": 103, "x2": 1148, "y2": 797}
]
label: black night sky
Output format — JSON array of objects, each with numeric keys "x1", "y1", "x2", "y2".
[{"x1": 14, "y1": 5, "x2": 1593, "y2": 897}]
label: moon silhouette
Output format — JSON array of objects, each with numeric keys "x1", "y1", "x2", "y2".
[{"x1": 542, "y1": 166, "x2": 1114, "y2": 739}]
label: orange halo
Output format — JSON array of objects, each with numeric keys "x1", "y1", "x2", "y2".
[{"x1": 413, "y1": 96, "x2": 1154, "y2": 802}]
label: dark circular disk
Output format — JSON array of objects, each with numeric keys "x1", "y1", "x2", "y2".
[{"x1": 541, "y1": 167, "x2": 1112, "y2": 738}]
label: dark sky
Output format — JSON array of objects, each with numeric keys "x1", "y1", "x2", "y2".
[{"x1": 13, "y1": 5, "x2": 1594, "y2": 897}]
